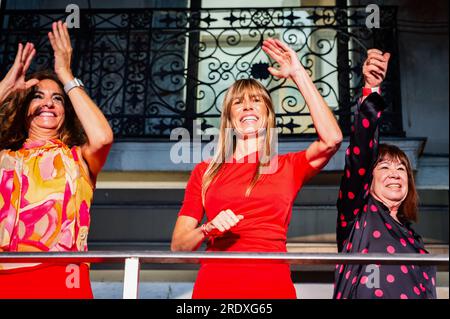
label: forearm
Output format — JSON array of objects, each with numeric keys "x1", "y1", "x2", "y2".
[
  {"x1": 291, "y1": 69, "x2": 342, "y2": 148},
  {"x1": 67, "y1": 87, "x2": 113, "y2": 148},
  {"x1": 337, "y1": 93, "x2": 385, "y2": 214},
  {"x1": 171, "y1": 226, "x2": 206, "y2": 251}
]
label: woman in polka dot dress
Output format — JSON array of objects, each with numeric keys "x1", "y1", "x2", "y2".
[{"x1": 333, "y1": 49, "x2": 437, "y2": 299}]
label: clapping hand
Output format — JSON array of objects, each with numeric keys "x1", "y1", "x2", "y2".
[
  {"x1": 0, "y1": 42, "x2": 39, "y2": 97},
  {"x1": 48, "y1": 21, "x2": 74, "y2": 84}
]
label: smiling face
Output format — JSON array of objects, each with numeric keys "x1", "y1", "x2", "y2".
[
  {"x1": 27, "y1": 79, "x2": 66, "y2": 134},
  {"x1": 371, "y1": 156, "x2": 409, "y2": 206},
  {"x1": 230, "y1": 93, "x2": 268, "y2": 137}
]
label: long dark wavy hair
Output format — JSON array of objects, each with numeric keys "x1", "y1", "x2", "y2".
[{"x1": 0, "y1": 70, "x2": 86, "y2": 150}]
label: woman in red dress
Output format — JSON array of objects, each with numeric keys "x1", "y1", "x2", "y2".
[{"x1": 171, "y1": 38, "x2": 343, "y2": 299}]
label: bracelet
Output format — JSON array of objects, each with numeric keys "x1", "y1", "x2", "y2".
[
  {"x1": 362, "y1": 86, "x2": 381, "y2": 97},
  {"x1": 200, "y1": 223, "x2": 210, "y2": 237}
]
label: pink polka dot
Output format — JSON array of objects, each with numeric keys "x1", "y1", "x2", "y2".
[
  {"x1": 400, "y1": 238, "x2": 407, "y2": 247},
  {"x1": 339, "y1": 264, "x2": 344, "y2": 274},
  {"x1": 377, "y1": 111, "x2": 381, "y2": 118},
  {"x1": 346, "y1": 242, "x2": 352, "y2": 251},
  {"x1": 364, "y1": 183, "x2": 369, "y2": 190},
  {"x1": 346, "y1": 148, "x2": 350, "y2": 156},
  {"x1": 364, "y1": 221, "x2": 367, "y2": 228},
  {"x1": 358, "y1": 168, "x2": 366, "y2": 176},
  {"x1": 363, "y1": 205, "x2": 368, "y2": 212},
  {"x1": 374, "y1": 289, "x2": 383, "y2": 297},
  {"x1": 372, "y1": 230, "x2": 381, "y2": 239},
  {"x1": 360, "y1": 276, "x2": 368, "y2": 284},
  {"x1": 400, "y1": 265, "x2": 408, "y2": 274},
  {"x1": 335, "y1": 264, "x2": 339, "y2": 269},
  {"x1": 419, "y1": 249, "x2": 426, "y2": 254},
  {"x1": 400, "y1": 293, "x2": 408, "y2": 299},
  {"x1": 353, "y1": 146, "x2": 360, "y2": 155},
  {"x1": 386, "y1": 274, "x2": 395, "y2": 283},
  {"x1": 420, "y1": 283, "x2": 426, "y2": 292},
  {"x1": 369, "y1": 140, "x2": 373, "y2": 148},
  {"x1": 346, "y1": 169, "x2": 351, "y2": 178},
  {"x1": 432, "y1": 277, "x2": 436, "y2": 286},
  {"x1": 352, "y1": 277, "x2": 357, "y2": 284},
  {"x1": 336, "y1": 291, "x2": 342, "y2": 299},
  {"x1": 413, "y1": 286, "x2": 420, "y2": 295},
  {"x1": 361, "y1": 248, "x2": 369, "y2": 254},
  {"x1": 385, "y1": 223, "x2": 392, "y2": 230},
  {"x1": 362, "y1": 118, "x2": 370, "y2": 128},
  {"x1": 411, "y1": 265, "x2": 415, "y2": 269},
  {"x1": 408, "y1": 237, "x2": 415, "y2": 244},
  {"x1": 340, "y1": 214, "x2": 345, "y2": 221},
  {"x1": 355, "y1": 221, "x2": 360, "y2": 229},
  {"x1": 387, "y1": 245, "x2": 396, "y2": 254},
  {"x1": 408, "y1": 230, "x2": 413, "y2": 235},
  {"x1": 341, "y1": 221, "x2": 347, "y2": 227},
  {"x1": 345, "y1": 271, "x2": 351, "y2": 279},
  {"x1": 353, "y1": 208, "x2": 360, "y2": 216},
  {"x1": 370, "y1": 204, "x2": 378, "y2": 212},
  {"x1": 423, "y1": 272, "x2": 429, "y2": 280},
  {"x1": 348, "y1": 192, "x2": 355, "y2": 200}
]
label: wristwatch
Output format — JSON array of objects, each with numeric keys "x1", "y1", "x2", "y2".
[{"x1": 64, "y1": 78, "x2": 84, "y2": 94}]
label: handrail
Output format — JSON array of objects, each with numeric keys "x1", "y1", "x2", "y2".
[
  {"x1": 1, "y1": 251, "x2": 448, "y2": 299},
  {"x1": 0, "y1": 251, "x2": 448, "y2": 265}
]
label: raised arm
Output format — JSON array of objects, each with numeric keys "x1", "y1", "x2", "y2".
[
  {"x1": 0, "y1": 43, "x2": 39, "y2": 104},
  {"x1": 336, "y1": 49, "x2": 390, "y2": 251},
  {"x1": 262, "y1": 38, "x2": 342, "y2": 169},
  {"x1": 48, "y1": 21, "x2": 113, "y2": 181}
]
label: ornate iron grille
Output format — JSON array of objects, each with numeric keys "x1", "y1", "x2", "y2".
[{"x1": 0, "y1": 6, "x2": 403, "y2": 140}]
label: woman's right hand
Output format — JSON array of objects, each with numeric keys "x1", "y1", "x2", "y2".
[
  {"x1": 363, "y1": 49, "x2": 390, "y2": 88},
  {"x1": 204, "y1": 209, "x2": 244, "y2": 236},
  {"x1": 0, "y1": 43, "x2": 39, "y2": 99}
]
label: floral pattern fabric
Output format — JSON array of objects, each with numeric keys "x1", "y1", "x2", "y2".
[{"x1": 0, "y1": 139, "x2": 93, "y2": 270}]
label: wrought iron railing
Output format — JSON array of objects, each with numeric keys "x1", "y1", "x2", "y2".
[{"x1": 0, "y1": 6, "x2": 403, "y2": 140}]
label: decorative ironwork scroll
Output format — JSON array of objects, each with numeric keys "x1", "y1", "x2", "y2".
[{"x1": 0, "y1": 6, "x2": 403, "y2": 139}]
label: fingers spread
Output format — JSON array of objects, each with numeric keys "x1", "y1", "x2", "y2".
[
  {"x1": 58, "y1": 20, "x2": 71, "y2": 49},
  {"x1": 23, "y1": 48, "x2": 36, "y2": 72},
  {"x1": 51, "y1": 21, "x2": 65, "y2": 52},
  {"x1": 14, "y1": 43, "x2": 23, "y2": 65}
]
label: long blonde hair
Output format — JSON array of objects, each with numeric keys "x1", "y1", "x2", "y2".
[{"x1": 201, "y1": 79, "x2": 276, "y2": 203}]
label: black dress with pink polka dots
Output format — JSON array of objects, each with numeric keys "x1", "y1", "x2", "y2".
[{"x1": 333, "y1": 93, "x2": 437, "y2": 299}]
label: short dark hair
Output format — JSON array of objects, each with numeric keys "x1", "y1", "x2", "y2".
[{"x1": 373, "y1": 144, "x2": 418, "y2": 224}]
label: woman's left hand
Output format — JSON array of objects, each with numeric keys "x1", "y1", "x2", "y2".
[
  {"x1": 48, "y1": 21, "x2": 74, "y2": 84},
  {"x1": 262, "y1": 38, "x2": 304, "y2": 79}
]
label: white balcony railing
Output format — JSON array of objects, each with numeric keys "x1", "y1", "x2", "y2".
[{"x1": 1, "y1": 251, "x2": 448, "y2": 299}]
